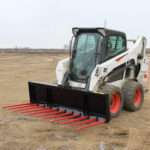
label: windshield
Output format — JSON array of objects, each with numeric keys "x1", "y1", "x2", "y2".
[{"x1": 70, "y1": 33, "x2": 103, "y2": 82}]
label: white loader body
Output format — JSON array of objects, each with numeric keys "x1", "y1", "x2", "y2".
[{"x1": 56, "y1": 36, "x2": 149, "y2": 92}]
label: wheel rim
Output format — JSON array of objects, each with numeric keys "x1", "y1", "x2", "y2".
[
  {"x1": 134, "y1": 88, "x2": 142, "y2": 107},
  {"x1": 110, "y1": 93, "x2": 121, "y2": 114}
]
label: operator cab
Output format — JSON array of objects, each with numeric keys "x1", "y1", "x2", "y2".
[{"x1": 68, "y1": 28, "x2": 127, "y2": 86}]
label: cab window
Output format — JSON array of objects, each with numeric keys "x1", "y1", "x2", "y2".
[{"x1": 104, "y1": 35, "x2": 126, "y2": 60}]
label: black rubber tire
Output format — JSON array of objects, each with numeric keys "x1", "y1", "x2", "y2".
[
  {"x1": 100, "y1": 85, "x2": 123, "y2": 118},
  {"x1": 122, "y1": 80, "x2": 144, "y2": 112}
]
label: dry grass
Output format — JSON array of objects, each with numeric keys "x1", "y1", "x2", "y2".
[{"x1": 0, "y1": 53, "x2": 150, "y2": 150}]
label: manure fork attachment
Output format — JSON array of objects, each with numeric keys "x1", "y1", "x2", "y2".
[{"x1": 3, "y1": 82, "x2": 111, "y2": 131}]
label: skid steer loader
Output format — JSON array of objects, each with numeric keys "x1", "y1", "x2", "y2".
[{"x1": 3, "y1": 28, "x2": 149, "y2": 131}]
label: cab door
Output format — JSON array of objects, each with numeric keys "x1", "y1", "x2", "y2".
[{"x1": 101, "y1": 34, "x2": 127, "y2": 82}]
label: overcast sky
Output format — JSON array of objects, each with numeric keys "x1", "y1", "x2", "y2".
[{"x1": 0, "y1": 0, "x2": 150, "y2": 48}]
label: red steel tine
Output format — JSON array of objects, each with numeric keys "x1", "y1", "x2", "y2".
[
  {"x1": 76, "y1": 120, "x2": 105, "y2": 131},
  {"x1": 3, "y1": 103, "x2": 31, "y2": 109},
  {"x1": 25, "y1": 108, "x2": 58, "y2": 116},
  {"x1": 37, "y1": 110, "x2": 65, "y2": 118},
  {"x1": 7, "y1": 104, "x2": 40, "y2": 111},
  {"x1": 71, "y1": 118, "x2": 97, "y2": 126},
  {"x1": 60, "y1": 116, "x2": 89, "y2": 124},
  {"x1": 43, "y1": 112, "x2": 73, "y2": 120},
  {"x1": 12, "y1": 106, "x2": 43, "y2": 112},
  {"x1": 50, "y1": 112, "x2": 73, "y2": 119},
  {"x1": 3, "y1": 103, "x2": 36, "y2": 110},
  {"x1": 51, "y1": 114, "x2": 81, "y2": 122},
  {"x1": 18, "y1": 107, "x2": 52, "y2": 113}
]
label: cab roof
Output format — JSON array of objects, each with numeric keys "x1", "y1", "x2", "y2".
[{"x1": 72, "y1": 27, "x2": 126, "y2": 38}]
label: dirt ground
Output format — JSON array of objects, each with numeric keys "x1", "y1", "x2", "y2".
[{"x1": 0, "y1": 53, "x2": 150, "y2": 150}]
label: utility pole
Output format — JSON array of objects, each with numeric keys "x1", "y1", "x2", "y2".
[{"x1": 104, "y1": 19, "x2": 107, "y2": 28}]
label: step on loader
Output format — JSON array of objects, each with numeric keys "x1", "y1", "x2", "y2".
[{"x1": 3, "y1": 27, "x2": 149, "y2": 131}]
